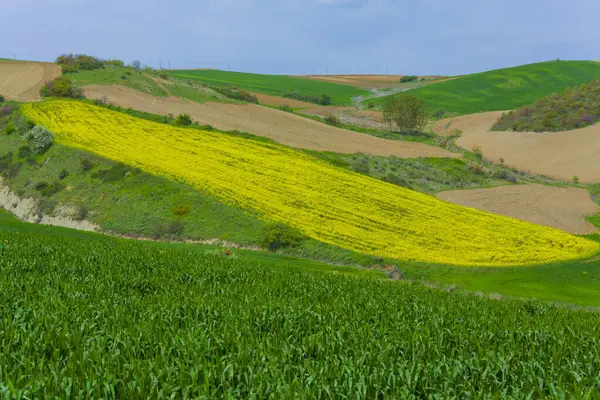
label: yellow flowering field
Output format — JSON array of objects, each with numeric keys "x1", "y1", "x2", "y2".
[{"x1": 22, "y1": 101, "x2": 599, "y2": 266}]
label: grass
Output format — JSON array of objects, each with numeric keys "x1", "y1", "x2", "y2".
[
  {"x1": 368, "y1": 61, "x2": 600, "y2": 115},
  {"x1": 2, "y1": 210, "x2": 600, "y2": 397},
  {"x1": 167, "y1": 69, "x2": 370, "y2": 105},
  {"x1": 68, "y1": 67, "x2": 169, "y2": 97},
  {"x1": 493, "y1": 79, "x2": 600, "y2": 132}
]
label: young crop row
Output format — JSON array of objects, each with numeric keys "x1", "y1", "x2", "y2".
[
  {"x1": 1, "y1": 218, "x2": 600, "y2": 397},
  {"x1": 21, "y1": 101, "x2": 599, "y2": 266}
]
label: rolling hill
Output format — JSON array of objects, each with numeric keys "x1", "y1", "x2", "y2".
[
  {"x1": 369, "y1": 61, "x2": 600, "y2": 115},
  {"x1": 21, "y1": 100, "x2": 598, "y2": 266},
  {"x1": 167, "y1": 69, "x2": 370, "y2": 105}
]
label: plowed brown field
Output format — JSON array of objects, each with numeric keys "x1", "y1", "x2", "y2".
[
  {"x1": 433, "y1": 112, "x2": 600, "y2": 183},
  {"x1": 0, "y1": 61, "x2": 61, "y2": 101},
  {"x1": 252, "y1": 93, "x2": 314, "y2": 108},
  {"x1": 83, "y1": 85, "x2": 456, "y2": 158},
  {"x1": 437, "y1": 184, "x2": 599, "y2": 234}
]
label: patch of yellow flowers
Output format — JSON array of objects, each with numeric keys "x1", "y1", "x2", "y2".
[{"x1": 22, "y1": 101, "x2": 599, "y2": 266}]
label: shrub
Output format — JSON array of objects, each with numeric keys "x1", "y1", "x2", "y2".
[
  {"x1": 22, "y1": 126, "x2": 54, "y2": 155},
  {"x1": 18, "y1": 146, "x2": 31, "y2": 159},
  {"x1": 260, "y1": 223, "x2": 304, "y2": 251},
  {"x1": 325, "y1": 114, "x2": 340, "y2": 126},
  {"x1": 399, "y1": 76, "x2": 418, "y2": 83},
  {"x1": 172, "y1": 204, "x2": 192, "y2": 216},
  {"x1": 573, "y1": 176, "x2": 579, "y2": 183},
  {"x1": 120, "y1": 75, "x2": 127, "y2": 80},
  {"x1": 0, "y1": 95, "x2": 4, "y2": 103},
  {"x1": 125, "y1": 71, "x2": 132, "y2": 76},
  {"x1": 74, "y1": 205, "x2": 88, "y2": 221},
  {"x1": 97, "y1": 163, "x2": 135, "y2": 182},
  {"x1": 209, "y1": 86, "x2": 259, "y2": 103},
  {"x1": 39, "y1": 181, "x2": 65, "y2": 197},
  {"x1": 495, "y1": 169, "x2": 518, "y2": 183},
  {"x1": 434, "y1": 109, "x2": 447, "y2": 119},
  {"x1": 58, "y1": 168, "x2": 69, "y2": 180},
  {"x1": 278, "y1": 105, "x2": 293, "y2": 113},
  {"x1": 4, "y1": 123, "x2": 15, "y2": 135},
  {"x1": 382, "y1": 94, "x2": 427, "y2": 133},
  {"x1": 56, "y1": 54, "x2": 104, "y2": 72},
  {"x1": 469, "y1": 164, "x2": 485, "y2": 175},
  {"x1": 282, "y1": 91, "x2": 332, "y2": 105},
  {"x1": 381, "y1": 173, "x2": 410, "y2": 188},
  {"x1": 367, "y1": 102, "x2": 375, "y2": 109},
  {"x1": 175, "y1": 113, "x2": 193, "y2": 126},
  {"x1": 471, "y1": 145, "x2": 483, "y2": 159},
  {"x1": 34, "y1": 182, "x2": 49, "y2": 192},
  {"x1": 159, "y1": 73, "x2": 168, "y2": 80},
  {"x1": 40, "y1": 76, "x2": 84, "y2": 99},
  {"x1": 1, "y1": 106, "x2": 11, "y2": 117},
  {"x1": 80, "y1": 158, "x2": 95, "y2": 171},
  {"x1": 103, "y1": 59, "x2": 125, "y2": 67}
]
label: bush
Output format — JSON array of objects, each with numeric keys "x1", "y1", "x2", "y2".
[
  {"x1": 59, "y1": 168, "x2": 69, "y2": 180},
  {"x1": 97, "y1": 163, "x2": 135, "y2": 182},
  {"x1": 278, "y1": 105, "x2": 293, "y2": 113},
  {"x1": 0, "y1": 95, "x2": 4, "y2": 103},
  {"x1": 573, "y1": 176, "x2": 579, "y2": 183},
  {"x1": 74, "y1": 205, "x2": 88, "y2": 221},
  {"x1": 260, "y1": 223, "x2": 304, "y2": 251},
  {"x1": 495, "y1": 169, "x2": 518, "y2": 183},
  {"x1": 159, "y1": 73, "x2": 169, "y2": 80},
  {"x1": 22, "y1": 126, "x2": 54, "y2": 155},
  {"x1": 80, "y1": 158, "x2": 95, "y2": 171},
  {"x1": 103, "y1": 59, "x2": 125, "y2": 67},
  {"x1": 282, "y1": 91, "x2": 332, "y2": 105},
  {"x1": 4, "y1": 123, "x2": 15, "y2": 135},
  {"x1": 39, "y1": 181, "x2": 65, "y2": 197},
  {"x1": 469, "y1": 164, "x2": 485, "y2": 175},
  {"x1": 120, "y1": 75, "x2": 127, "y2": 80},
  {"x1": 434, "y1": 109, "x2": 447, "y2": 119},
  {"x1": 325, "y1": 114, "x2": 341, "y2": 126},
  {"x1": 17, "y1": 146, "x2": 31, "y2": 159},
  {"x1": 173, "y1": 204, "x2": 192, "y2": 216},
  {"x1": 382, "y1": 94, "x2": 427, "y2": 133},
  {"x1": 175, "y1": 114, "x2": 193, "y2": 126},
  {"x1": 209, "y1": 86, "x2": 259, "y2": 104},
  {"x1": 56, "y1": 54, "x2": 104, "y2": 72},
  {"x1": 399, "y1": 75, "x2": 418, "y2": 83},
  {"x1": 367, "y1": 102, "x2": 375, "y2": 109},
  {"x1": 471, "y1": 145, "x2": 483, "y2": 159},
  {"x1": 40, "y1": 76, "x2": 84, "y2": 99}
]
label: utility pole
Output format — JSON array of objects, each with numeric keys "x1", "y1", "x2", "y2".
[
  {"x1": 228, "y1": 62, "x2": 231, "y2": 71},
  {"x1": 169, "y1": 61, "x2": 171, "y2": 70}
]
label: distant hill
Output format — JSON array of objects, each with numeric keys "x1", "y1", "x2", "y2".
[
  {"x1": 168, "y1": 69, "x2": 370, "y2": 105},
  {"x1": 368, "y1": 61, "x2": 600, "y2": 116}
]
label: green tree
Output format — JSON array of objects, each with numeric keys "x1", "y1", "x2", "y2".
[{"x1": 383, "y1": 94, "x2": 428, "y2": 133}]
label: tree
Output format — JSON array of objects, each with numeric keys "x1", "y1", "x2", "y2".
[
  {"x1": 382, "y1": 94, "x2": 427, "y2": 133},
  {"x1": 131, "y1": 60, "x2": 142, "y2": 70}
]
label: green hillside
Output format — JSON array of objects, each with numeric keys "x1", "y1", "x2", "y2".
[
  {"x1": 168, "y1": 69, "x2": 370, "y2": 105},
  {"x1": 369, "y1": 61, "x2": 600, "y2": 115},
  {"x1": 2, "y1": 210, "x2": 600, "y2": 397}
]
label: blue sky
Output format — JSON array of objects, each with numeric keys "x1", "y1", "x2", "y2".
[{"x1": 3, "y1": 0, "x2": 597, "y2": 75}]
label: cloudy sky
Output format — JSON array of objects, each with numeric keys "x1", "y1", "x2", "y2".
[{"x1": 2, "y1": 0, "x2": 597, "y2": 75}]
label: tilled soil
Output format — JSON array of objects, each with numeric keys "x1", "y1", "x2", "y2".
[
  {"x1": 437, "y1": 184, "x2": 599, "y2": 234},
  {"x1": 83, "y1": 85, "x2": 456, "y2": 158},
  {"x1": 0, "y1": 61, "x2": 61, "y2": 101},
  {"x1": 433, "y1": 112, "x2": 600, "y2": 183}
]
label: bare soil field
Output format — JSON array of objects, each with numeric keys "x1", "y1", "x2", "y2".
[
  {"x1": 83, "y1": 85, "x2": 455, "y2": 158},
  {"x1": 0, "y1": 61, "x2": 61, "y2": 101},
  {"x1": 433, "y1": 112, "x2": 600, "y2": 183},
  {"x1": 252, "y1": 93, "x2": 315, "y2": 108},
  {"x1": 437, "y1": 184, "x2": 599, "y2": 234},
  {"x1": 297, "y1": 75, "x2": 448, "y2": 89}
]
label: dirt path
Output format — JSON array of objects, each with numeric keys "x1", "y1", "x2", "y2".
[
  {"x1": 0, "y1": 61, "x2": 61, "y2": 101},
  {"x1": 83, "y1": 85, "x2": 456, "y2": 158},
  {"x1": 433, "y1": 112, "x2": 600, "y2": 183},
  {"x1": 437, "y1": 184, "x2": 599, "y2": 234}
]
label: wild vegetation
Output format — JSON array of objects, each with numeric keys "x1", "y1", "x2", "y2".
[
  {"x1": 1, "y1": 211, "x2": 600, "y2": 398},
  {"x1": 282, "y1": 91, "x2": 332, "y2": 105},
  {"x1": 21, "y1": 100, "x2": 598, "y2": 265},
  {"x1": 369, "y1": 61, "x2": 600, "y2": 115},
  {"x1": 167, "y1": 69, "x2": 369, "y2": 105},
  {"x1": 493, "y1": 79, "x2": 600, "y2": 132},
  {"x1": 56, "y1": 53, "x2": 105, "y2": 73},
  {"x1": 39, "y1": 76, "x2": 84, "y2": 99},
  {"x1": 383, "y1": 94, "x2": 428, "y2": 133}
]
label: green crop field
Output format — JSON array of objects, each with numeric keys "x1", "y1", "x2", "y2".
[
  {"x1": 368, "y1": 61, "x2": 600, "y2": 115},
  {"x1": 167, "y1": 69, "x2": 370, "y2": 105},
  {"x1": 2, "y1": 209, "x2": 600, "y2": 397}
]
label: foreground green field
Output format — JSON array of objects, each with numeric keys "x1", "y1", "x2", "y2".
[
  {"x1": 1, "y1": 209, "x2": 600, "y2": 398},
  {"x1": 369, "y1": 61, "x2": 600, "y2": 115},
  {"x1": 167, "y1": 69, "x2": 370, "y2": 105},
  {"x1": 22, "y1": 100, "x2": 599, "y2": 266}
]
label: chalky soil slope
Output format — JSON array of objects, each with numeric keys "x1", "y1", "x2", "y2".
[{"x1": 0, "y1": 61, "x2": 61, "y2": 101}]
